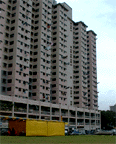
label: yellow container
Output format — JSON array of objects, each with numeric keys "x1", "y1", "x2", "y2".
[
  {"x1": 26, "y1": 119, "x2": 47, "y2": 136},
  {"x1": 48, "y1": 121, "x2": 65, "y2": 136}
]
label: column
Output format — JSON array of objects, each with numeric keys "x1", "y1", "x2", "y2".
[
  {"x1": 100, "y1": 111, "x2": 101, "y2": 130},
  {"x1": 12, "y1": 101, "x2": 14, "y2": 117},
  {"x1": 26, "y1": 100, "x2": 29, "y2": 118},
  {"x1": 95, "y1": 110, "x2": 96, "y2": 131},
  {"x1": 39, "y1": 102, "x2": 41, "y2": 119},
  {"x1": 50, "y1": 103, "x2": 52, "y2": 120},
  {"x1": 68, "y1": 106, "x2": 69, "y2": 124},
  {"x1": 75, "y1": 107, "x2": 77, "y2": 129},
  {"x1": 89, "y1": 110, "x2": 91, "y2": 133},
  {"x1": 83, "y1": 108, "x2": 85, "y2": 126},
  {"x1": 59, "y1": 104, "x2": 61, "y2": 121}
]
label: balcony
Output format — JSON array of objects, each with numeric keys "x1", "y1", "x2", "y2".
[
  {"x1": 69, "y1": 114, "x2": 75, "y2": 118},
  {"x1": 77, "y1": 122, "x2": 84, "y2": 125},
  {"x1": 0, "y1": 102, "x2": 13, "y2": 112},
  {"x1": 96, "y1": 123, "x2": 100, "y2": 125},
  {"x1": 14, "y1": 108, "x2": 27, "y2": 113},
  {"x1": 52, "y1": 112, "x2": 59, "y2": 116},
  {"x1": 85, "y1": 116, "x2": 90, "y2": 118},
  {"x1": 61, "y1": 113, "x2": 68, "y2": 117},
  {"x1": 41, "y1": 111, "x2": 50, "y2": 115},
  {"x1": 91, "y1": 123, "x2": 95, "y2": 125},
  {"x1": 69, "y1": 122, "x2": 76, "y2": 125},
  {"x1": 91, "y1": 116, "x2": 95, "y2": 119},
  {"x1": 28, "y1": 109, "x2": 39, "y2": 114},
  {"x1": 77, "y1": 115, "x2": 84, "y2": 118},
  {"x1": 85, "y1": 123, "x2": 90, "y2": 125},
  {"x1": 0, "y1": 107, "x2": 12, "y2": 112}
]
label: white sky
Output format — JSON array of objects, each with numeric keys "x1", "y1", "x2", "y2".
[{"x1": 57, "y1": 0, "x2": 116, "y2": 110}]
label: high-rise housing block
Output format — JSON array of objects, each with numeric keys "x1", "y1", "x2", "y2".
[{"x1": 0, "y1": 0, "x2": 100, "y2": 132}]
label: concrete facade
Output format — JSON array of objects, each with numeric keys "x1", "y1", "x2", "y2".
[{"x1": 0, "y1": 0, "x2": 100, "y2": 131}]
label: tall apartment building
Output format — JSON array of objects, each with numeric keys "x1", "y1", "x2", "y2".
[
  {"x1": 0, "y1": 0, "x2": 32, "y2": 99},
  {"x1": 87, "y1": 30, "x2": 98, "y2": 110},
  {"x1": 51, "y1": 3, "x2": 69, "y2": 105},
  {"x1": 0, "y1": 0, "x2": 100, "y2": 131},
  {"x1": 73, "y1": 21, "x2": 88, "y2": 109},
  {"x1": 29, "y1": 0, "x2": 52, "y2": 102}
]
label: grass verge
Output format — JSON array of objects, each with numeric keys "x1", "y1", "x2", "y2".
[{"x1": 0, "y1": 135, "x2": 116, "y2": 144}]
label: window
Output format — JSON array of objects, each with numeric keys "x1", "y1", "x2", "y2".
[
  {"x1": 52, "y1": 90, "x2": 56, "y2": 94},
  {"x1": 8, "y1": 64, "x2": 13, "y2": 67},
  {"x1": 70, "y1": 101, "x2": 72, "y2": 105},
  {"x1": 9, "y1": 56, "x2": 13, "y2": 60},
  {"x1": 2, "y1": 87, "x2": 6, "y2": 92},
  {"x1": 74, "y1": 102, "x2": 79, "y2": 104},
  {"x1": 10, "y1": 34, "x2": 14, "y2": 38},
  {"x1": 6, "y1": 19, "x2": 10, "y2": 24},
  {"x1": 12, "y1": 13, "x2": 16, "y2": 17},
  {"x1": 8, "y1": 71, "x2": 12, "y2": 75},
  {"x1": 33, "y1": 72, "x2": 37, "y2": 75},
  {"x1": 3, "y1": 63, "x2": 7, "y2": 68},
  {"x1": 13, "y1": 0, "x2": 17, "y2": 4},
  {"x1": 33, "y1": 79, "x2": 37, "y2": 82},
  {"x1": 9, "y1": 48, "x2": 13, "y2": 52},
  {"x1": 33, "y1": 86, "x2": 36, "y2": 89},
  {"x1": 11, "y1": 27, "x2": 15, "y2": 31},
  {"x1": 5, "y1": 33, "x2": 9, "y2": 38},
  {"x1": 8, "y1": 79, "x2": 12, "y2": 83},
  {"x1": 2, "y1": 79, "x2": 6, "y2": 84},
  {"x1": 12, "y1": 6, "x2": 16, "y2": 11},
  {"x1": 7, "y1": 5, "x2": 11, "y2": 10},
  {"x1": 4, "y1": 48, "x2": 8, "y2": 52},
  {"x1": 6, "y1": 26, "x2": 9, "y2": 31},
  {"x1": 33, "y1": 93, "x2": 36, "y2": 96},
  {"x1": 7, "y1": 87, "x2": 11, "y2": 91},
  {"x1": 10, "y1": 41, "x2": 14, "y2": 45},
  {"x1": 11, "y1": 20, "x2": 15, "y2": 24},
  {"x1": 7, "y1": 12, "x2": 11, "y2": 17},
  {"x1": 33, "y1": 65, "x2": 37, "y2": 68},
  {"x1": 34, "y1": 52, "x2": 38, "y2": 55},
  {"x1": 52, "y1": 78, "x2": 56, "y2": 81}
]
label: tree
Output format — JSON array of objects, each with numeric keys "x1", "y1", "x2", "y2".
[{"x1": 101, "y1": 110, "x2": 116, "y2": 130}]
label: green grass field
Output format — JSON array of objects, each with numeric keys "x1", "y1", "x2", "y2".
[{"x1": 0, "y1": 135, "x2": 115, "y2": 144}]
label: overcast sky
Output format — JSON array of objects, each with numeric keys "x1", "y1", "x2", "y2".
[{"x1": 57, "y1": 0, "x2": 116, "y2": 110}]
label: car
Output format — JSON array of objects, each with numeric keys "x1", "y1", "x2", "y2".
[
  {"x1": 1, "y1": 128, "x2": 8, "y2": 136},
  {"x1": 111, "y1": 129, "x2": 116, "y2": 135},
  {"x1": 70, "y1": 130, "x2": 82, "y2": 135},
  {"x1": 65, "y1": 130, "x2": 68, "y2": 136}
]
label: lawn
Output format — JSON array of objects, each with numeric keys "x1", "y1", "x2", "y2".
[{"x1": 0, "y1": 135, "x2": 115, "y2": 144}]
